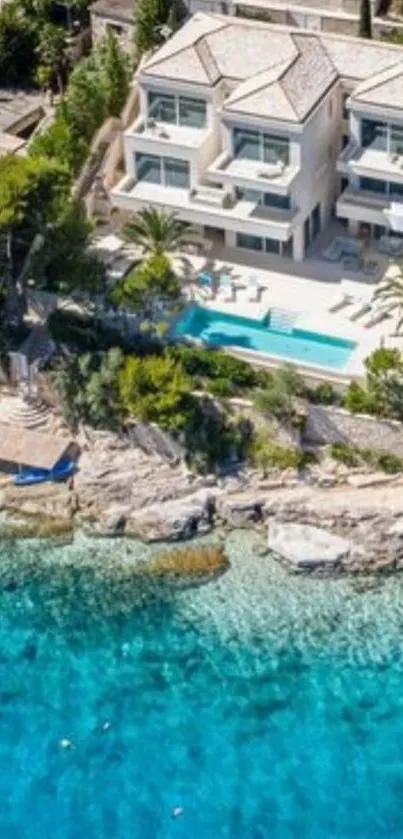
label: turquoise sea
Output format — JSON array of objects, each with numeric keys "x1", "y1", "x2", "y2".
[{"x1": 2, "y1": 529, "x2": 403, "y2": 838}]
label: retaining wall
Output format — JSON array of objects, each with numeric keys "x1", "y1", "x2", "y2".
[{"x1": 304, "y1": 405, "x2": 403, "y2": 456}]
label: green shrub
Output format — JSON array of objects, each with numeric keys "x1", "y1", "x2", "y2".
[
  {"x1": 342, "y1": 381, "x2": 379, "y2": 415},
  {"x1": 308, "y1": 382, "x2": 339, "y2": 405},
  {"x1": 249, "y1": 436, "x2": 303, "y2": 473},
  {"x1": 375, "y1": 452, "x2": 403, "y2": 474},
  {"x1": 330, "y1": 442, "x2": 361, "y2": 467},
  {"x1": 168, "y1": 344, "x2": 266, "y2": 394}
]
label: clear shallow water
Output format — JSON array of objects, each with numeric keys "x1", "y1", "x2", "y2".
[
  {"x1": 2, "y1": 530, "x2": 403, "y2": 838},
  {"x1": 173, "y1": 305, "x2": 356, "y2": 370}
]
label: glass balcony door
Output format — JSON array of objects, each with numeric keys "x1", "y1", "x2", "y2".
[
  {"x1": 147, "y1": 92, "x2": 207, "y2": 129},
  {"x1": 135, "y1": 153, "x2": 190, "y2": 188},
  {"x1": 232, "y1": 128, "x2": 289, "y2": 166}
]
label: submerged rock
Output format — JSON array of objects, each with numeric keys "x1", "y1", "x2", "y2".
[{"x1": 268, "y1": 521, "x2": 352, "y2": 571}]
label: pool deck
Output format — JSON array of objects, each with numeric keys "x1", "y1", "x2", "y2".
[{"x1": 172, "y1": 248, "x2": 403, "y2": 382}]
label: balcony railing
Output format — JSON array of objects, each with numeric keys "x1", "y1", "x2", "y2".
[
  {"x1": 338, "y1": 184, "x2": 403, "y2": 211},
  {"x1": 206, "y1": 150, "x2": 299, "y2": 191}
]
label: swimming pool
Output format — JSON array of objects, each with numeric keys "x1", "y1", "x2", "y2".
[{"x1": 173, "y1": 305, "x2": 356, "y2": 371}]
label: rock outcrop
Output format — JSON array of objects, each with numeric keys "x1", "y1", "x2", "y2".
[{"x1": 268, "y1": 521, "x2": 352, "y2": 570}]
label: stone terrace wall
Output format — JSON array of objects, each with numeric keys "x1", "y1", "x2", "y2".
[{"x1": 304, "y1": 405, "x2": 403, "y2": 457}]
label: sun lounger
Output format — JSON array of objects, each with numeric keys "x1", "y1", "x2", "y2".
[
  {"x1": 349, "y1": 299, "x2": 372, "y2": 321},
  {"x1": 328, "y1": 292, "x2": 352, "y2": 313},
  {"x1": 363, "y1": 306, "x2": 390, "y2": 328}
]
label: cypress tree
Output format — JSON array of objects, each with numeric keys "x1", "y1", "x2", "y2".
[{"x1": 359, "y1": 0, "x2": 372, "y2": 39}]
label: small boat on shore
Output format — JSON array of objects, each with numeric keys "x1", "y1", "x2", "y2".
[{"x1": 13, "y1": 459, "x2": 77, "y2": 487}]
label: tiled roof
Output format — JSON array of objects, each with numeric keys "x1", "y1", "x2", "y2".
[
  {"x1": 350, "y1": 62, "x2": 403, "y2": 110},
  {"x1": 141, "y1": 13, "x2": 403, "y2": 119}
]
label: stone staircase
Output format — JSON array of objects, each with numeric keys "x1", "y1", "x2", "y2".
[{"x1": 0, "y1": 394, "x2": 51, "y2": 429}]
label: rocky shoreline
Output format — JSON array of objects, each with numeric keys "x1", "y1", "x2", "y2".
[{"x1": 2, "y1": 429, "x2": 403, "y2": 575}]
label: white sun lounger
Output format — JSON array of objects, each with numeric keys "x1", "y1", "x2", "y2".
[
  {"x1": 349, "y1": 299, "x2": 372, "y2": 322},
  {"x1": 363, "y1": 306, "x2": 390, "y2": 329},
  {"x1": 328, "y1": 292, "x2": 352, "y2": 313}
]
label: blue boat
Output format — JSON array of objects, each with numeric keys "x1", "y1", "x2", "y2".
[
  {"x1": 51, "y1": 459, "x2": 76, "y2": 482},
  {"x1": 13, "y1": 459, "x2": 77, "y2": 487},
  {"x1": 13, "y1": 468, "x2": 50, "y2": 487}
]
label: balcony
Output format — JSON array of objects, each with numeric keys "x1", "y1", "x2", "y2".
[
  {"x1": 111, "y1": 175, "x2": 298, "y2": 240},
  {"x1": 336, "y1": 184, "x2": 403, "y2": 226},
  {"x1": 337, "y1": 140, "x2": 403, "y2": 183},
  {"x1": 126, "y1": 115, "x2": 211, "y2": 152},
  {"x1": 205, "y1": 151, "x2": 299, "y2": 194}
]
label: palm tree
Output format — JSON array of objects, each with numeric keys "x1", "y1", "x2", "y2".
[
  {"x1": 122, "y1": 208, "x2": 193, "y2": 257},
  {"x1": 373, "y1": 265, "x2": 403, "y2": 334}
]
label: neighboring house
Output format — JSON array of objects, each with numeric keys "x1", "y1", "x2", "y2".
[
  {"x1": 186, "y1": 0, "x2": 384, "y2": 37},
  {"x1": 90, "y1": 0, "x2": 135, "y2": 52},
  {"x1": 111, "y1": 12, "x2": 403, "y2": 262},
  {"x1": 0, "y1": 89, "x2": 46, "y2": 157}
]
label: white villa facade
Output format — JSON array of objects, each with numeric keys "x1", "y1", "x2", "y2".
[{"x1": 111, "y1": 13, "x2": 403, "y2": 264}]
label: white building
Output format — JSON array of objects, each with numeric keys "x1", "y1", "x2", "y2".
[{"x1": 112, "y1": 13, "x2": 403, "y2": 262}]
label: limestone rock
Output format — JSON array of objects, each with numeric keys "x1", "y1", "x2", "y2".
[
  {"x1": 125, "y1": 491, "x2": 215, "y2": 542},
  {"x1": 218, "y1": 492, "x2": 265, "y2": 527},
  {"x1": 268, "y1": 520, "x2": 352, "y2": 570}
]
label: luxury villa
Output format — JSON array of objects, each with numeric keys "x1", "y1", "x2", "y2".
[
  {"x1": 111, "y1": 15, "x2": 403, "y2": 380},
  {"x1": 112, "y1": 13, "x2": 403, "y2": 263}
]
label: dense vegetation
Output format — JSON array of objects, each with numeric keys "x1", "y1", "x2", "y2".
[{"x1": 0, "y1": 0, "x2": 91, "y2": 88}]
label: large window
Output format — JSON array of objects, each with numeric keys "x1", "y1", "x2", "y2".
[
  {"x1": 359, "y1": 177, "x2": 403, "y2": 198},
  {"x1": 236, "y1": 232, "x2": 280, "y2": 253},
  {"x1": 148, "y1": 92, "x2": 176, "y2": 124},
  {"x1": 235, "y1": 187, "x2": 290, "y2": 210},
  {"x1": 236, "y1": 233, "x2": 263, "y2": 251},
  {"x1": 147, "y1": 92, "x2": 206, "y2": 128},
  {"x1": 179, "y1": 97, "x2": 207, "y2": 128},
  {"x1": 263, "y1": 134, "x2": 289, "y2": 165},
  {"x1": 233, "y1": 128, "x2": 260, "y2": 160},
  {"x1": 164, "y1": 157, "x2": 190, "y2": 188},
  {"x1": 389, "y1": 181, "x2": 403, "y2": 198},
  {"x1": 361, "y1": 119, "x2": 387, "y2": 151},
  {"x1": 135, "y1": 153, "x2": 161, "y2": 184},
  {"x1": 233, "y1": 128, "x2": 289, "y2": 165},
  {"x1": 359, "y1": 177, "x2": 387, "y2": 194},
  {"x1": 391, "y1": 125, "x2": 403, "y2": 156},
  {"x1": 135, "y1": 154, "x2": 190, "y2": 188}
]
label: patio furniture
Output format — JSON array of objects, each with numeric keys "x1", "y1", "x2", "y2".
[
  {"x1": 363, "y1": 305, "x2": 390, "y2": 328},
  {"x1": 198, "y1": 271, "x2": 213, "y2": 288},
  {"x1": 362, "y1": 260, "x2": 379, "y2": 278},
  {"x1": 322, "y1": 239, "x2": 343, "y2": 262},
  {"x1": 375, "y1": 235, "x2": 403, "y2": 257},
  {"x1": 349, "y1": 299, "x2": 372, "y2": 321},
  {"x1": 217, "y1": 274, "x2": 235, "y2": 302},
  {"x1": 328, "y1": 292, "x2": 353, "y2": 313},
  {"x1": 343, "y1": 255, "x2": 361, "y2": 273}
]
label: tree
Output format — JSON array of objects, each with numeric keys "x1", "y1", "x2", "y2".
[
  {"x1": 134, "y1": 0, "x2": 167, "y2": 56},
  {"x1": 99, "y1": 29, "x2": 131, "y2": 117},
  {"x1": 112, "y1": 253, "x2": 181, "y2": 315},
  {"x1": 52, "y1": 348, "x2": 124, "y2": 429},
  {"x1": 359, "y1": 0, "x2": 372, "y2": 39},
  {"x1": 0, "y1": 3, "x2": 37, "y2": 85},
  {"x1": 118, "y1": 354, "x2": 191, "y2": 430},
  {"x1": 0, "y1": 155, "x2": 71, "y2": 321},
  {"x1": 373, "y1": 269, "x2": 403, "y2": 334},
  {"x1": 30, "y1": 199, "x2": 106, "y2": 296},
  {"x1": 29, "y1": 111, "x2": 88, "y2": 174},
  {"x1": 35, "y1": 22, "x2": 67, "y2": 94},
  {"x1": 122, "y1": 208, "x2": 192, "y2": 257}
]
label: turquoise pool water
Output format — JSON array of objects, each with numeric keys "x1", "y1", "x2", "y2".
[
  {"x1": 2, "y1": 531, "x2": 403, "y2": 838},
  {"x1": 173, "y1": 305, "x2": 356, "y2": 370}
]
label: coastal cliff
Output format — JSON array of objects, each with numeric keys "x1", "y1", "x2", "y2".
[{"x1": 2, "y1": 428, "x2": 403, "y2": 574}]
